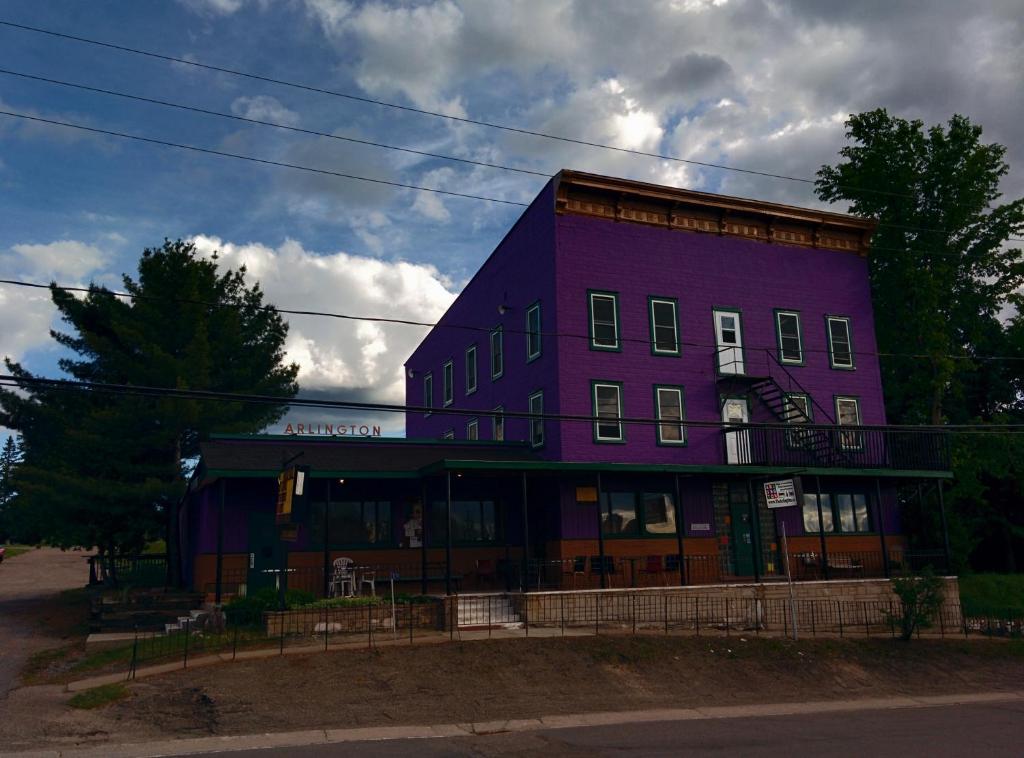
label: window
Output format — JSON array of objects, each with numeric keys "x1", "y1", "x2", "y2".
[
  {"x1": 655, "y1": 385, "x2": 686, "y2": 445},
  {"x1": 600, "y1": 491, "x2": 678, "y2": 537},
  {"x1": 592, "y1": 381, "x2": 624, "y2": 442},
  {"x1": 827, "y1": 316, "x2": 854, "y2": 369},
  {"x1": 492, "y1": 406, "x2": 504, "y2": 441},
  {"x1": 526, "y1": 302, "x2": 542, "y2": 361},
  {"x1": 465, "y1": 345, "x2": 477, "y2": 395},
  {"x1": 588, "y1": 291, "x2": 620, "y2": 350},
  {"x1": 310, "y1": 500, "x2": 393, "y2": 546},
  {"x1": 490, "y1": 327, "x2": 503, "y2": 379},
  {"x1": 466, "y1": 418, "x2": 478, "y2": 440},
  {"x1": 649, "y1": 297, "x2": 680, "y2": 355},
  {"x1": 528, "y1": 390, "x2": 544, "y2": 447},
  {"x1": 442, "y1": 429, "x2": 454, "y2": 440},
  {"x1": 783, "y1": 393, "x2": 812, "y2": 448},
  {"x1": 430, "y1": 500, "x2": 500, "y2": 544},
  {"x1": 803, "y1": 491, "x2": 871, "y2": 533},
  {"x1": 775, "y1": 310, "x2": 803, "y2": 364},
  {"x1": 442, "y1": 360, "x2": 454, "y2": 406},
  {"x1": 423, "y1": 373, "x2": 433, "y2": 417},
  {"x1": 835, "y1": 396, "x2": 863, "y2": 450}
]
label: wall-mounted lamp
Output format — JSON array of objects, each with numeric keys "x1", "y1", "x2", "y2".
[{"x1": 337, "y1": 478, "x2": 346, "y2": 484}]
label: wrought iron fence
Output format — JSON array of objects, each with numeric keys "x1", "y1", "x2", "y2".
[{"x1": 89, "y1": 554, "x2": 168, "y2": 588}]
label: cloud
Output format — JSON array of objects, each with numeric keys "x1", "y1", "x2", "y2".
[
  {"x1": 230, "y1": 96, "x2": 301, "y2": 127},
  {"x1": 7, "y1": 241, "x2": 110, "y2": 281}
]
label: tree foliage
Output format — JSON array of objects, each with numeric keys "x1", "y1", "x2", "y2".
[
  {"x1": 817, "y1": 110, "x2": 1024, "y2": 570},
  {"x1": 0, "y1": 435, "x2": 21, "y2": 541},
  {"x1": 0, "y1": 240, "x2": 299, "y2": 556}
]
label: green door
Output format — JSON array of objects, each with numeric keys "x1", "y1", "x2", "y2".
[
  {"x1": 247, "y1": 508, "x2": 282, "y2": 595},
  {"x1": 729, "y1": 498, "x2": 756, "y2": 577}
]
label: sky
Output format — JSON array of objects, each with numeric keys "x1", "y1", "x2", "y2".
[{"x1": 1, "y1": 0, "x2": 1022, "y2": 439}]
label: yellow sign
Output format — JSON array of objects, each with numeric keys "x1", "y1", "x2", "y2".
[{"x1": 276, "y1": 466, "x2": 306, "y2": 524}]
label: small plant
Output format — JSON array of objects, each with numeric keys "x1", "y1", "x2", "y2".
[
  {"x1": 885, "y1": 567, "x2": 946, "y2": 641},
  {"x1": 223, "y1": 587, "x2": 316, "y2": 624},
  {"x1": 68, "y1": 683, "x2": 130, "y2": 710}
]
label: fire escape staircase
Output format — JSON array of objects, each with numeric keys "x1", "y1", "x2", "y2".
[{"x1": 744, "y1": 377, "x2": 850, "y2": 468}]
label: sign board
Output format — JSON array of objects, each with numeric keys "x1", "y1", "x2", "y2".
[
  {"x1": 575, "y1": 486, "x2": 598, "y2": 503},
  {"x1": 276, "y1": 465, "x2": 310, "y2": 525},
  {"x1": 283, "y1": 422, "x2": 382, "y2": 437},
  {"x1": 764, "y1": 478, "x2": 802, "y2": 509},
  {"x1": 690, "y1": 523, "x2": 711, "y2": 532}
]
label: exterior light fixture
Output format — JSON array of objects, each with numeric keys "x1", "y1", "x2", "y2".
[{"x1": 338, "y1": 478, "x2": 345, "y2": 484}]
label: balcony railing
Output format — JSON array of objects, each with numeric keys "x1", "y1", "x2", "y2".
[{"x1": 722, "y1": 423, "x2": 950, "y2": 471}]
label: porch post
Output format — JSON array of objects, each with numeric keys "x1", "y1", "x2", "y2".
[
  {"x1": 936, "y1": 480, "x2": 951, "y2": 574},
  {"x1": 420, "y1": 478, "x2": 429, "y2": 596},
  {"x1": 445, "y1": 471, "x2": 453, "y2": 596},
  {"x1": 521, "y1": 471, "x2": 530, "y2": 594},
  {"x1": 504, "y1": 475, "x2": 512, "y2": 592},
  {"x1": 814, "y1": 475, "x2": 830, "y2": 580},
  {"x1": 322, "y1": 479, "x2": 331, "y2": 598},
  {"x1": 673, "y1": 474, "x2": 686, "y2": 586},
  {"x1": 215, "y1": 478, "x2": 225, "y2": 604},
  {"x1": 596, "y1": 472, "x2": 607, "y2": 589},
  {"x1": 874, "y1": 478, "x2": 890, "y2": 579},
  {"x1": 746, "y1": 478, "x2": 762, "y2": 583}
]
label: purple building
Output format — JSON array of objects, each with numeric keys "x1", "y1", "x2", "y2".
[{"x1": 181, "y1": 171, "x2": 950, "y2": 600}]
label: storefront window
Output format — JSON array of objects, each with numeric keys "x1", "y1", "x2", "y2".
[
  {"x1": 601, "y1": 492, "x2": 639, "y2": 536},
  {"x1": 803, "y1": 491, "x2": 870, "y2": 533},
  {"x1": 308, "y1": 500, "x2": 393, "y2": 547},
  {"x1": 642, "y1": 493, "x2": 676, "y2": 535},
  {"x1": 600, "y1": 490, "x2": 677, "y2": 537},
  {"x1": 430, "y1": 500, "x2": 501, "y2": 544}
]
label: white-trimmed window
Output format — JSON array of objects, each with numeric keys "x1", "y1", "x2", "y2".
[
  {"x1": 775, "y1": 310, "x2": 803, "y2": 364},
  {"x1": 655, "y1": 385, "x2": 685, "y2": 444},
  {"x1": 649, "y1": 298, "x2": 680, "y2": 355},
  {"x1": 442, "y1": 360, "x2": 454, "y2": 406},
  {"x1": 466, "y1": 418, "x2": 479, "y2": 440},
  {"x1": 827, "y1": 316, "x2": 854, "y2": 369},
  {"x1": 490, "y1": 327, "x2": 503, "y2": 379},
  {"x1": 592, "y1": 382, "x2": 624, "y2": 442},
  {"x1": 442, "y1": 429, "x2": 454, "y2": 440},
  {"x1": 423, "y1": 373, "x2": 433, "y2": 417},
  {"x1": 588, "y1": 292, "x2": 620, "y2": 350},
  {"x1": 465, "y1": 345, "x2": 477, "y2": 395},
  {"x1": 528, "y1": 390, "x2": 544, "y2": 447},
  {"x1": 493, "y1": 406, "x2": 504, "y2": 441},
  {"x1": 526, "y1": 302, "x2": 542, "y2": 361},
  {"x1": 835, "y1": 396, "x2": 863, "y2": 450},
  {"x1": 783, "y1": 393, "x2": 812, "y2": 447}
]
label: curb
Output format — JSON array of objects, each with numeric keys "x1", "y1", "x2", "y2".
[{"x1": 6, "y1": 690, "x2": 1023, "y2": 757}]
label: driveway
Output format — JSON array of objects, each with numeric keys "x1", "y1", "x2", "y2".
[{"x1": 0, "y1": 547, "x2": 88, "y2": 698}]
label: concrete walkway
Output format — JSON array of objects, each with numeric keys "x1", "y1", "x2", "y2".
[{"x1": 4, "y1": 691, "x2": 1022, "y2": 757}]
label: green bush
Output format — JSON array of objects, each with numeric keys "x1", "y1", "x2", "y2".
[
  {"x1": 224, "y1": 587, "x2": 316, "y2": 624},
  {"x1": 885, "y1": 567, "x2": 946, "y2": 641}
]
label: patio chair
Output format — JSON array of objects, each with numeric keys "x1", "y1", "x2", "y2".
[
  {"x1": 359, "y1": 568, "x2": 377, "y2": 596},
  {"x1": 563, "y1": 556, "x2": 587, "y2": 590},
  {"x1": 328, "y1": 557, "x2": 356, "y2": 597},
  {"x1": 639, "y1": 555, "x2": 665, "y2": 586}
]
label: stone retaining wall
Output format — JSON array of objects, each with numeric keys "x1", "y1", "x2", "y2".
[{"x1": 265, "y1": 600, "x2": 444, "y2": 637}]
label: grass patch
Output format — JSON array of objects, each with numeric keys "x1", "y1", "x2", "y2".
[
  {"x1": 959, "y1": 574, "x2": 1024, "y2": 617},
  {"x1": 68, "y1": 683, "x2": 130, "y2": 710},
  {"x1": 69, "y1": 644, "x2": 135, "y2": 675},
  {"x1": 21, "y1": 646, "x2": 75, "y2": 684},
  {"x1": 2, "y1": 544, "x2": 36, "y2": 559}
]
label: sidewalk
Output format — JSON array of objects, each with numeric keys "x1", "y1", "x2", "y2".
[{"x1": 5, "y1": 690, "x2": 1023, "y2": 757}]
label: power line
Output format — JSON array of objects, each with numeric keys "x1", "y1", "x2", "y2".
[
  {"x1": 0, "y1": 67, "x2": 550, "y2": 179},
  {"x1": 0, "y1": 110, "x2": 529, "y2": 207},
  {"x1": 1, "y1": 373, "x2": 1015, "y2": 432},
  {"x1": 2, "y1": 278, "x2": 1022, "y2": 364}
]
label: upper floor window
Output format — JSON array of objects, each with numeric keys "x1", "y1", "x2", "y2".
[
  {"x1": 442, "y1": 360, "x2": 454, "y2": 406},
  {"x1": 528, "y1": 390, "x2": 544, "y2": 448},
  {"x1": 783, "y1": 392, "x2": 812, "y2": 448},
  {"x1": 835, "y1": 395, "x2": 863, "y2": 450},
  {"x1": 490, "y1": 327, "x2": 503, "y2": 379},
  {"x1": 588, "y1": 291, "x2": 620, "y2": 351},
  {"x1": 654, "y1": 385, "x2": 686, "y2": 445},
  {"x1": 649, "y1": 297, "x2": 680, "y2": 356},
  {"x1": 592, "y1": 381, "x2": 624, "y2": 442},
  {"x1": 775, "y1": 310, "x2": 803, "y2": 364},
  {"x1": 465, "y1": 345, "x2": 478, "y2": 395},
  {"x1": 827, "y1": 316, "x2": 854, "y2": 369},
  {"x1": 466, "y1": 418, "x2": 479, "y2": 440},
  {"x1": 526, "y1": 302, "x2": 542, "y2": 361},
  {"x1": 493, "y1": 406, "x2": 504, "y2": 442},
  {"x1": 423, "y1": 373, "x2": 433, "y2": 417}
]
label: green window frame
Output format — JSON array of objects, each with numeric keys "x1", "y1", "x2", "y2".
[
  {"x1": 423, "y1": 372, "x2": 433, "y2": 417},
  {"x1": 649, "y1": 297, "x2": 680, "y2": 356},
  {"x1": 442, "y1": 360, "x2": 454, "y2": 406},
  {"x1": 835, "y1": 395, "x2": 863, "y2": 450},
  {"x1": 591, "y1": 380, "x2": 625, "y2": 443},
  {"x1": 654, "y1": 384, "x2": 686, "y2": 445},
  {"x1": 588, "y1": 290, "x2": 621, "y2": 351},
  {"x1": 528, "y1": 390, "x2": 544, "y2": 448},
  {"x1": 775, "y1": 310, "x2": 804, "y2": 365},
  {"x1": 783, "y1": 392, "x2": 812, "y2": 448},
  {"x1": 465, "y1": 345, "x2": 478, "y2": 395},
  {"x1": 490, "y1": 327, "x2": 503, "y2": 380},
  {"x1": 526, "y1": 302, "x2": 542, "y2": 362},
  {"x1": 492, "y1": 406, "x2": 504, "y2": 441},
  {"x1": 466, "y1": 417, "x2": 479, "y2": 440},
  {"x1": 826, "y1": 315, "x2": 855, "y2": 369}
]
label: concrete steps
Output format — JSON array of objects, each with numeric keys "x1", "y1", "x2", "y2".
[{"x1": 457, "y1": 594, "x2": 522, "y2": 630}]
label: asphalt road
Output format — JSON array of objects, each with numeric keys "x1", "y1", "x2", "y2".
[{"x1": 210, "y1": 700, "x2": 1024, "y2": 757}]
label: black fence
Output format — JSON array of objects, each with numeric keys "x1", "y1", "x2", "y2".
[{"x1": 89, "y1": 554, "x2": 168, "y2": 588}]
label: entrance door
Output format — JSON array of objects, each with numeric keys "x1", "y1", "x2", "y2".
[
  {"x1": 722, "y1": 398, "x2": 750, "y2": 464},
  {"x1": 247, "y1": 508, "x2": 282, "y2": 596},
  {"x1": 729, "y1": 491, "x2": 756, "y2": 577},
  {"x1": 714, "y1": 310, "x2": 744, "y2": 374}
]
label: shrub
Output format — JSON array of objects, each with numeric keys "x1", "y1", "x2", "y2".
[
  {"x1": 224, "y1": 587, "x2": 316, "y2": 624},
  {"x1": 885, "y1": 567, "x2": 946, "y2": 641}
]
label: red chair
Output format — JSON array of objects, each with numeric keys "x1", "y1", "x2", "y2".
[
  {"x1": 639, "y1": 555, "x2": 665, "y2": 586},
  {"x1": 475, "y1": 558, "x2": 497, "y2": 588}
]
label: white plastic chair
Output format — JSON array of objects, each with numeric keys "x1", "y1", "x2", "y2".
[{"x1": 329, "y1": 557, "x2": 355, "y2": 597}]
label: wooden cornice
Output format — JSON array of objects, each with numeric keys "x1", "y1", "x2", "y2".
[{"x1": 553, "y1": 169, "x2": 876, "y2": 256}]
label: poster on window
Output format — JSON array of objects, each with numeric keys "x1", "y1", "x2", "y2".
[{"x1": 764, "y1": 478, "x2": 802, "y2": 509}]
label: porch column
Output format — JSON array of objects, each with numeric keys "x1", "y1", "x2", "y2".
[
  {"x1": 746, "y1": 479, "x2": 762, "y2": 583},
  {"x1": 673, "y1": 474, "x2": 686, "y2": 586},
  {"x1": 504, "y1": 475, "x2": 512, "y2": 592},
  {"x1": 521, "y1": 472, "x2": 530, "y2": 594},
  {"x1": 321, "y1": 479, "x2": 331, "y2": 598},
  {"x1": 937, "y1": 480, "x2": 952, "y2": 573},
  {"x1": 445, "y1": 471, "x2": 453, "y2": 596},
  {"x1": 596, "y1": 472, "x2": 607, "y2": 589},
  {"x1": 420, "y1": 478, "x2": 428, "y2": 596},
  {"x1": 814, "y1": 475, "x2": 830, "y2": 580},
  {"x1": 214, "y1": 478, "x2": 225, "y2": 604},
  {"x1": 874, "y1": 479, "x2": 890, "y2": 579}
]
